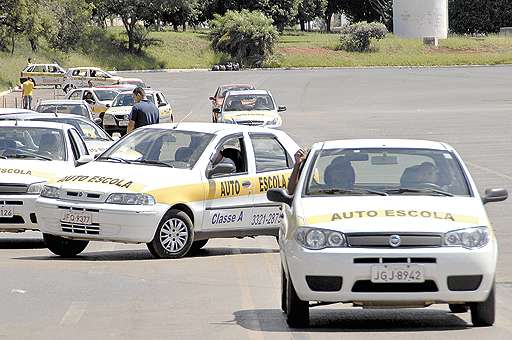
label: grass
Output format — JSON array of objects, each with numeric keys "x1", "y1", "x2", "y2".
[{"x1": 2, "y1": 29, "x2": 512, "y2": 91}]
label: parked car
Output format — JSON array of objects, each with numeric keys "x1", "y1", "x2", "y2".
[
  {"x1": 62, "y1": 67, "x2": 142, "y2": 93},
  {"x1": 209, "y1": 84, "x2": 255, "y2": 122},
  {"x1": 20, "y1": 63, "x2": 66, "y2": 87},
  {"x1": 65, "y1": 88, "x2": 120, "y2": 119},
  {"x1": 35, "y1": 100, "x2": 99, "y2": 124}
]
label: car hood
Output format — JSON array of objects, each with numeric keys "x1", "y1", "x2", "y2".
[
  {"x1": 50, "y1": 161, "x2": 203, "y2": 203},
  {"x1": 105, "y1": 106, "x2": 132, "y2": 116},
  {"x1": 223, "y1": 110, "x2": 279, "y2": 122},
  {"x1": 296, "y1": 196, "x2": 489, "y2": 233},
  {"x1": 0, "y1": 159, "x2": 71, "y2": 185},
  {"x1": 84, "y1": 140, "x2": 114, "y2": 156}
]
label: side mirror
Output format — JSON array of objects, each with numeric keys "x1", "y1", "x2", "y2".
[
  {"x1": 482, "y1": 188, "x2": 508, "y2": 204},
  {"x1": 94, "y1": 118, "x2": 102, "y2": 125},
  {"x1": 278, "y1": 106, "x2": 287, "y2": 112},
  {"x1": 267, "y1": 188, "x2": 293, "y2": 206},
  {"x1": 158, "y1": 102, "x2": 166, "y2": 107},
  {"x1": 112, "y1": 132, "x2": 121, "y2": 140},
  {"x1": 106, "y1": 104, "x2": 110, "y2": 108},
  {"x1": 76, "y1": 154, "x2": 94, "y2": 166},
  {"x1": 213, "y1": 108, "x2": 221, "y2": 114},
  {"x1": 207, "y1": 162, "x2": 236, "y2": 178},
  {"x1": 209, "y1": 96, "x2": 215, "y2": 101}
]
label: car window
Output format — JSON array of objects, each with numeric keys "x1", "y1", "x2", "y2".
[
  {"x1": 68, "y1": 90, "x2": 82, "y2": 101},
  {"x1": 94, "y1": 89, "x2": 118, "y2": 101},
  {"x1": 36, "y1": 104, "x2": 89, "y2": 118},
  {"x1": 250, "y1": 135, "x2": 289, "y2": 173},
  {"x1": 69, "y1": 129, "x2": 88, "y2": 157},
  {"x1": 221, "y1": 85, "x2": 254, "y2": 97},
  {"x1": 112, "y1": 93, "x2": 153, "y2": 107},
  {"x1": 31, "y1": 65, "x2": 46, "y2": 73},
  {"x1": 304, "y1": 148, "x2": 471, "y2": 197},
  {"x1": 34, "y1": 118, "x2": 110, "y2": 141},
  {"x1": 0, "y1": 127, "x2": 66, "y2": 161},
  {"x1": 211, "y1": 135, "x2": 248, "y2": 174},
  {"x1": 224, "y1": 94, "x2": 275, "y2": 111},
  {"x1": 100, "y1": 129, "x2": 213, "y2": 169},
  {"x1": 71, "y1": 69, "x2": 87, "y2": 77}
]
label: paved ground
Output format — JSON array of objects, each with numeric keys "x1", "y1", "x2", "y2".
[{"x1": 1, "y1": 66, "x2": 512, "y2": 339}]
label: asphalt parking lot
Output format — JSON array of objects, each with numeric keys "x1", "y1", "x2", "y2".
[{"x1": 2, "y1": 66, "x2": 512, "y2": 339}]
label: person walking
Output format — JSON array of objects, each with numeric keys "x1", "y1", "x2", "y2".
[
  {"x1": 127, "y1": 87, "x2": 159, "y2": 133},
  {"x1": 21, "y1": 78, "x2": 35, "y2": 110}
]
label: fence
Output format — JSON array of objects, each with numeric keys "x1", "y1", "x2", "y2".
[{"x1": 0, "y1": 86, "x2": 65, "y2": 109}]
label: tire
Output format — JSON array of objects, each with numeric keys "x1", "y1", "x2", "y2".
[
  {"x1": 286, "y1": 270, "x2": 309, "y2": 328},
  {"x1": 43, "y1": 233, "x2": 89, "y2": 257},
  {"x1": 189, "y1": 239, "x2": 208, "y2": 253},
  {"x1": 449, "y1": 304, "x2": 469, "y2": 313},
  {"x1": 147, "y1": 209, "x2": 193, "y2": 259},
  {"x1": 470, "y1": 282, "x2": 495, "y2": 327},
  {"x1": 281, "y1": 266, "x2": 287, "y2": 313}
]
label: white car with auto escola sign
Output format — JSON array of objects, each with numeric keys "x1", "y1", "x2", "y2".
[
  {"x1": 267, "y1": 139, "x2": 508, "y2": 328},
  {"x1": 36, "y1": 123, "x2": 299, "y2": 258},
  {"x1": 0, "y1": 120, "x2": 93, "y2": 232}
]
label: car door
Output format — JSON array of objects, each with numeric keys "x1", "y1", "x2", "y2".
[
  {"x1": 203, "y1": 133, "x2": 256, "y2": 230},
  {"x1": 156, "y1": 92, "x2": 172, "y2": 122},
  {"x1": 67, "y1": 89, "x2": 83, "y2": 101},
  {"x1": 248, "y1": 133, "x2": 294, "y2": 230}
]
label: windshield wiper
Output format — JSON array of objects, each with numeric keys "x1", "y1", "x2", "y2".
[
  {"x1": 96, "y1": 156, "x2": 132, "y2": 164},
  {"x1": 311, "y1": 188, "x2": 388, "y2": 196},
  {"x1": 386, "y1": 187, "x2": 454, "y2": 197},
  {"x1": 130, "y1": 159, "x2": 174, "y2": 167},
  {"x1": 7, "y1": 150, "x2": 52, "y2": 161}
]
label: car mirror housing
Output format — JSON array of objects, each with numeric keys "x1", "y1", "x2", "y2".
[
  {"x1": 267, "y1": 188, "x2": 293, "y2": 206},
  {"x1": 207, "y1": 163, "x2": 236, "y2": 178},
  {"x1": 209, "y1": 96, "x2": 215, "y2": 101},
  {"x1": 278, "y1": 106, "x2": 287, "y2": 112},
  {"x1": 482, "y1": 188, "x2": 508, "y2": 204},
  {"x1": 112, "y1": 132, "x2": 121, "y2": 140}
]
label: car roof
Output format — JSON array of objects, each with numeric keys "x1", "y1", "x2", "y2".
[
  {"x1": 226, "y1": 89, "x2": 269, "y2": 96},
  {"x1": 139, "y1": 122, "x2": 283, "y2": 135},
  {"x1": 0, "y1": 119, "x2": 71, "y2": 130},
  {"x1": 0, "y1": 108, "x2": 37, "y2": 115},
  {"x1": 0, "y1": 113, "x2": 88, "y2": 121},
  {"x1": 27, "y1": 63, "x2": 60, "y2": 67},
  {"x1": 313, "y1": 139, "x2": 454, "y2": 152},
  {"x1": 68, "y1": 67, "x2": 105, "y2": 71},
  {"x1": 38, "y1": 100, "x2": 87, "y2": 105},
  {"x1": 220, "y1": 84, "x2": 254, "y2": 89},
  {"x1": 72, "y1": 87, "x2": 121, "y2": 92}
]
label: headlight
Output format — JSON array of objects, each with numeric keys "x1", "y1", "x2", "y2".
[
  {"x1": 103, "y1": 114, "x2": 115, "y2": 125},
  {"x1": 444, "y1": 227, "x2": 489, "y2": 249},
  {"x1": 105, "y1": 193, "x2": 155, "y2": 205},
  {"x1": 295, "y1": 227, "x2": 347, "y2": 250},
  {"x1": 40, "y1": 185, "x2": 61, "y2": 199},
  {"x1": 27, "y1": 182, "x2": 47, "y2": 194}
]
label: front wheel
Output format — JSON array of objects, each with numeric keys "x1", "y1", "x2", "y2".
[
  {"x1": 286, "y1": 270, "x2": 309, "y2": 328},
  {"x1": 470, "y1": 282, "x2": 495, "y2": 327},
  {"x1": 147, "y1": 209, "x2": 193, "y2": 259},
  {"x1": 43, "y1": 233, "x2": 89, "y2": 257}
]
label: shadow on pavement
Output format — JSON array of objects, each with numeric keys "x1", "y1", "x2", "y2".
[
  {"x1": 233, "y1": 308, "x2": 469, "y2": 332},
  {"x1": 13, "y1": 246, "x2": 278, "y2": 261},
  {"x1": 0, "y1": 238, "x2": 46, "y2": 249}
]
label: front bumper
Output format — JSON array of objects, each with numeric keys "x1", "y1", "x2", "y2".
[
  {"x1": 36, "y1": 197, "x2": 169, "y2": 243},
  {"x1": 0, "y1": 195, "x2": 39, "y2": 232},
  {"x1": 283, "y1": 241, "x2": 496, "y2": 305}
]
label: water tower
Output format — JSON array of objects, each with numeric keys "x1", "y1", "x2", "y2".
[{"x1": 393, "y1": 0, "x2": 448, "y2": 39}]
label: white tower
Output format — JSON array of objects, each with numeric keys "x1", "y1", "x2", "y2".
[{"x1": 393, "y1": 0, "x2": 448, "y2": 39}]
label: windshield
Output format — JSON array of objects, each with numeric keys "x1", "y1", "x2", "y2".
[
  {"x1": 94, "y1": 90, "x2": 118, "y2": 101},
  {"x1": 0, "y1": 127, "x2": 66, "y2": 161},
  {"x1": 220, "y1": 85, "x2": 254, "y2": 97},
  {"x1": 99, "y1": 128, "x2": 213, "y2": 169},
  {"x1": 36, "y1": 104, "x2": 89, "y2": 118},
  {"x1": 112, "y1": 93, "x2": 154, "y2": 107},
  {"x1": 224, "y1": 94, "x2": 275, "y2": 112},
  {"x1": 34, "y1": 118, "x2": 111, "y2": 141},
  {"x1": 305, "y1": 148, "x2": 470, "y2": 197}
]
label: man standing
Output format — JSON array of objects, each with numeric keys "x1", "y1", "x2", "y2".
[
  {"x1": 21, "y1": 78, "x2": 35, "y2": 110},
  {"x1": 127, "y1": 87, "x2": 159, "y2": 133}
]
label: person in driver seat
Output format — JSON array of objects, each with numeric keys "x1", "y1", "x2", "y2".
[
  {"x1": 400, "y1": 162, "x2": 439, "y2": 187},
  {"x1": 324, "y1": 156, "x2": 356, "y2": 189}
]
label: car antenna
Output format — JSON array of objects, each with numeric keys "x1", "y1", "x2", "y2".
[{"x1": 173, "y1": 110, "x2": 192, "y2": 129}]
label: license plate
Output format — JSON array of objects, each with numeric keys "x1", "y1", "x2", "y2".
[
  {"x1": 61, "y1": 211, "x2": 92, "y2": 225},
  {"x1": 0, "y1": 206, "x2": 14, "y2": 218},
  {"x1": 118, "y1": 120, "x2": 129, "y2": 127},
  {"x1": 371, "y1": 264, "x2": 425, "y2": 283}
]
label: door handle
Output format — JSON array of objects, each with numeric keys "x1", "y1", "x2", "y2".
[{"x1": 241, "y1": 180, "x2": 252, "y2": 188}]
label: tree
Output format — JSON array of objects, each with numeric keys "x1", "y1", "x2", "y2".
[
  {"x1": 298, "y1": 0, "x2": 326, "y2": 31},
  {"x1": 210, "y1": 10, "x2": 278, "y2": 67},
  {"x1": 261, "y1": 0, "x2": 299, "y2": 32},
  {"x1": 338, "y1": 21, "x2": 387, "y2": 52},
  {"x1": 0, "y1": 0, "x2": 29, "y2": 54},
  {"x1": 324, "y1": 0, "x2": 344, "y2": 32},
  {"x1": 449, "y1": 0, "x2": 512, "y2": 34},
  {"x1": 158, "y1": 0, "x2": 196, "y2": 31}
]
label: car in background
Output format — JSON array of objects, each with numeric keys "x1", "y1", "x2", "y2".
[
  {"x1": 20, "y1": 63, "x2": 66, "y2": 87},
  {"x1": 215, "y1": 90, "x2": 286, "y2": 128},
  {"x1": 0, "y1": 113, "x2": 115, "y2": 155},
  {"x1": 117, "y1": 78, "x2": 146, "y2": 88},
  {"x1": 35, "y1": 100, "x2": 99, "y2": 124},
  {"x1": 65, "y1": 87, "x2": 120, "y2": 119},
  {"x1": 102, "y1": 89, "x2": 173, "y2": 135},
  {"x1": 62, "y1": 67, "x2": 142, "y2": 93},
  {"x1": 209, "y1": 84, "x2": 255, "y2": 122},
  {"x1": 0, "y1": 120, "x2": 93, "y2": 233}
]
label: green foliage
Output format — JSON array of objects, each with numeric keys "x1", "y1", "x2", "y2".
[
  {"x1": 298, "y1": 0, "x2": 326, "y2": 30},
  {"x1": 338, "y1": 21, "x2": 388, "y2": 52},
  {"x1": 449, "y1": 0, "x2": 512, "y2": 34},
  {"x1": 209, "y1": 10, "x2": 279, "y2": 67}
]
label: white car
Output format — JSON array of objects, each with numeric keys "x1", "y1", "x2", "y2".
[
  {"x1": 62, "y1": 67, "x2": 142, "y2": 93},
  {"x1": 267, "y1": 139, "x2": 508, "y2": 328},
  {"x1": 20, "y1": 63, "x2": 66, "y2": 87},
  {"x1": 66, "y1": 88, "x2": 120, "y2": 118},
  {"x1": 102, "y1": 90, "x2": 173, "y2": 135},
  {"x1": 0, "y1": 120, "x2": 93, "y2": 233},
  {"x1": 0, "y1": 113, "x2": 115, "y2": 156},
  {"x1": 36, "y1": 99, "x2": 98, "y2": 123},
  {"x1": 215, "y1": 90, "x2": 286, "y2": 128},
  {"x1": 36, "y1": 123, "x2": 299, "y2": 258}
]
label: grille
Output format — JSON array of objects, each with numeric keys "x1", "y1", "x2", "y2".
[
  {"x1": 63, "y1": 190, "x2": 105, "y2": 203},
  {"x1": 61, "y1": 223, "x2": 100, "y2": 235},
  {"x1": 352, "y1": 280, "x2": 439, "y2": 293},
  {"x1": 0, "y1": 216, "x2": 25, "y2": 224},
  {"x1": 0, "y1": 184, "x2": 28, "y2": 194},
  {"x1": 238, "y1": 120, "x2": 264, "y2": 126},
  {"x1": 353, "y1": 257, "x2": 437, "y2": 264},
  {"x1": 346, "y1": 233, "x2": 443, "y2": 248}
]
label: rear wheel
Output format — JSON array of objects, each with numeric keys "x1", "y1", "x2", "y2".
[
  {"x1": 147, "y1": 209, "x2": 193, "y2": 259},
  {"x1": 470, "y1": 282, "x2": 495, "y2": 327},
  {"x1": 43, "y1": 233, "x2": 89, "y2": 257},
  {"x1": 449, "y1": 304, "x2": 469, "y2": 313},
  {"x1": 286, "y1": 270, "x2": 309, "y2": 328}
]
